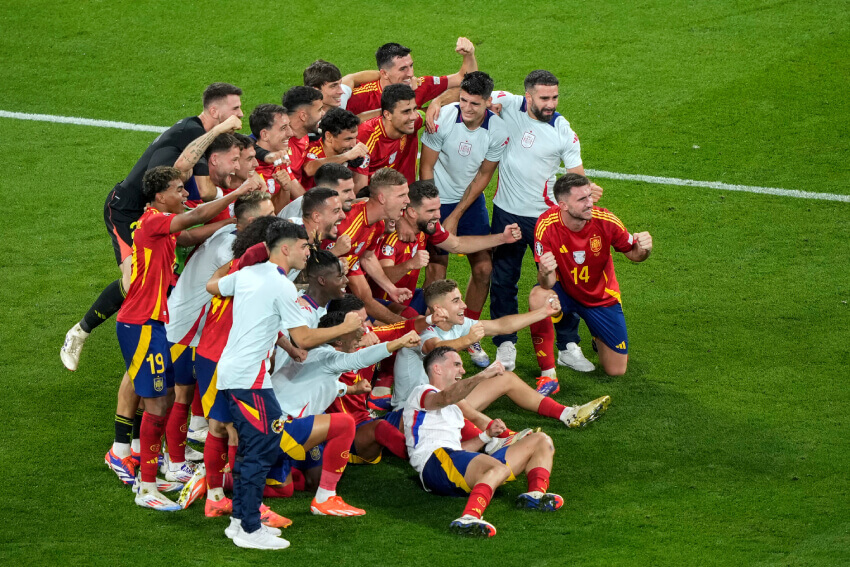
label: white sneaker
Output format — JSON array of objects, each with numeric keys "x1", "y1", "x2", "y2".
[
  {"x1": 467, "y1": 342, "x2": 490, "y2": 368},
  {"x1": 134, "y1": 486, "x2": 181, "y2": 511},
  {"x1": 232, "y1": 524, "x2": 290, "y2": 550},
  {"x1": 187, "y1": 427, "x2": 209, "y2": 444},
  {"x1": 484, "y1": 428, "x2": 534, "y2": 454},
  {"x1": 60, "y1": 323, "x2": 89, "y2": 371},
  {"x1": 495, "y1": 342, "x2": 517, "y2": 372},
  {"x1": 557, "y1": 342, "x2": 595, "y2": 372},
  {"x1": 165, "y1": 461, "x2": 196, "y2": 483},
  {"x1": 226, "y1": 517, "x2": 282, "y2": 538},
  {"x1": 184, "y1": 446, "x2": 204, "y2": 462}
]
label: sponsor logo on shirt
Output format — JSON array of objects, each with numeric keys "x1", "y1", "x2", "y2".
[{"x1": 573, "y1": 251, "x2": 586, "y2": 264}]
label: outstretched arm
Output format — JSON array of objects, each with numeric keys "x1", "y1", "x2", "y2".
[{"x1": 480, "y1": 293, "x2": 561, "y2": 336}]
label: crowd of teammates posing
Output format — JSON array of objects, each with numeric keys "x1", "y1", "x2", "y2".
[{"x1": 59, "y1": 37, "x2": 654, "y2": 549}]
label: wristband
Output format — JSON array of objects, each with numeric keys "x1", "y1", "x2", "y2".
[
  {"x1": 425, "y1": 315, "x2": 433, "y2": 325},
  {"x1": 215, "y1": 187, "x2": 224, "y2": 199},
  {"x1": 478, "y1": 432, "x2": 492, "y2": 444},
  {"x1": 486, "y1": 420, "x2": 496, "y2": 431}
]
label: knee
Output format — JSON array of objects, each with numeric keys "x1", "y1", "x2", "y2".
[
  {"x1": 603, "y1": 365, "x2": 627, "y2": 377},
  {"x1": 332, "y1": 412, "x2": 356, "y2": 433},
  {"x1": 470, "y1": 260, "x2": 492, "y2": 283},
  {"x1": 527, "y1": 286, "x2": 549, "y2": 309},
  {"x1": 529, "y1": 432, "x2": 555, "y2": 453}
]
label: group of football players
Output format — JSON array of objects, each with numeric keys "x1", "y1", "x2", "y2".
[{"x1": 59, "y1": 37, "x2": 653, "y2": 548}]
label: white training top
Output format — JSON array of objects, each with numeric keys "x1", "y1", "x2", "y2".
[
  {"x1": 391, "y1": 317, "x2": 477, "y2": 409},
  {"x1": 490, "y1": 91, "x2": 582, "y2": 218},
  {"x1": 421, "y1": 103, "x2": 509, "y2": 204},
  {"x1": 165, "y1": 225, "x2": 236, "y2": 346},
  {"x1": 216, "y1": 262, "x2": 302, "y2": 390},
  {"x1": 403, "y1": 384, "x2": 465, "y2": 473},
  {"x1": 273, "y1": 290, "x2": 327, "y2": 372},
  {"x1": 271, "y1": 342, "x2": 392, "y2": 419},
  {"x1": 278, "y1": 196, "x2": 303, "y2": 222},
  {"x1": 340, "y1": 84, "x2": 352, "y2": 110}
]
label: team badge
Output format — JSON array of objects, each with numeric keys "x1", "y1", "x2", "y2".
[
  {"x1": 535, "y1": 242, "x2": 544, "y2": 256},
  {"x1": 590, "y1": 235, "x2": 602, "y2": 253},
  {"x1": 573, "y1": 251, "x2": 586, "y2": 264},
  {"x1": 382, "y1": 245, "x2": 394, "y2": 256},
  {"x1": 458, "y1": 141, "x2": 472, "y2": 156},
  {"x1": 153, "y1": 376, "x2": 164, "y2": 392},
  {"x1": 306, "y1": 152, "x2": 318, "y2": 160},
  {"x1": 351, "y1": 260, "x2": 360, "y2": 272},
  {"x1": 266, "y1": 178, "x2": 276, "y2": 193},
  {"x1": 326, "y1": 241, "x2": 335, "y2": 250},
  {"x1": 521, "y1": 131, "x2": 535, "y2": 148},
  {"x1": 361, "y1": 155, "x2": 370, "y2": 168},
  {"x1": 411, "y1": 244, "x2": 419, "y2": 254},
  {"x1": 388, "y1": 151, "x2": 397, "y2": 165},
  {"x1": 355, "y1": 242, "x2": 365, "y2": 254},
  {"x1": 271, "y1": 419, "x2": 284, "y2": 434},
  {"x1": 310, "y1": 446, "x2": 322, "y2": 461}
]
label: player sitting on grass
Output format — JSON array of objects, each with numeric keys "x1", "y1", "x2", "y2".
[
  {"x1": 392, "y1": 279, "x2": 611, "y2": 427},
  {"x1": 404, "y1": 347, "x2": 564, "y2": 538}
]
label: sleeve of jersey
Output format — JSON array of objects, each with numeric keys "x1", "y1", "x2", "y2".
[
  {"x1": 409, "y1": 384, "x2": 438, "y2": 411},
  {"x1": 355, "y1": 124, "x2": 374, "y2": 176},
  {"x1": 430, "y1": 222, "x2": 451, "y2": 246},
  {"x1": 419, "y1": 326, "x2": 439, "y2": 344},
  {"x1": 485, "y1": 117, "x2": 510, "y2": 162},
  {"x1": 279, "y1": 291, "x2": 305, "y2": 332},
  {"x1": 420, "y1": 107, "x2": 449, "y2": 152},
  {"x1": 559, "y1": 121, "x2": 583, "y2": 170},
  {"x1": 491, "y1": 91, "x2": 521, "y2": 113},
  {"x1": 416, "y1": 76, "x2": 449, "y2": 107},
  {"x1": 332, "y1": 343, "x2": 392, "y2": 374},
  {"x1": 372, "y1": 319, "x2": 416, "y2": 341},
  {"x1": 533, "y1": 219, "x2": 552, "y2": 262},
  {"x1": 604, "y1": 211, "x2": 634, "y2": 253},
  {"x1": 147, "y1": 212, "x2": 174, "y2": 237},
  {"x1": 377, "y1": 235, "x2": 397, "y2": 262},
  {"x1": 217, "y1": 272, "x2": 237, "y2": 298}
]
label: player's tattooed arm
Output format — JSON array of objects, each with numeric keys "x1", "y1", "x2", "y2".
[{"x1": 174, "y1": 115, "x2": 242, "y2": 181}]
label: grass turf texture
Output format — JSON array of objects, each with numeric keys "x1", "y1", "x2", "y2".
[{"x1": 1, "y1": 1, "x2": 848, "y2": 565}]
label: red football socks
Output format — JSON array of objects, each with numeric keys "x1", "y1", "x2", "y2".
[
  {"x1": 204, "y1": 432, "x2": 228, "y2": 490},
  {"x1": 227, "y1": 443, "x2": 237, "y2": 472},
  {"x1": 527, "y1": 467, "x2": 550, "y2": 493},
  {"x1": 375, "y1": 419, "x2": 407, "y2": 459},
  {"x1": 263, "y1": 482, "x2": 294, "y2": 498},
  {"x1": 191, "y1": 388, "x2": 204, "y2": 419},
  {"x1": 319, "y1": 413, "x2": 355, "y2": 491},
  {"x1": 530, "y1": 318, "x2": 556, "y2": 372},
  {"x1": 463, "y1": 483, "x2": 494, "y2": 519},
  {"x1": 165, "y1": 402, "x2": 189, "y2": 463},
  {"x1": 465, "y1": 308, "x2": 482, "y2": 320},
  {"x1": 291, "y1": 469, "x2": 306, "y2": 492},
  {"x1": 140, "y1": 411, "x2": 166, "y2": 483},
  {"x1": 460, "y1": 419, "x2": 483, "y2": 441},
  {"x1": 537, "y1": 397, "x2": 568, "y2": 420}
]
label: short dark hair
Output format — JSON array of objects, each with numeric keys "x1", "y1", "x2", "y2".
[
  {"x1": 205, "y1": 133, "x2": 239, "y2": 159},
  {"x1": 318, "y1": 310, "x2": 346, "y2": 329},
  {"x1": 524, "y1": 70, "x2": 559, "y2": 91},
  {"x1": 326, "y1": 293, "x2": 365, "y2": 315},
  {"x1": 305, "y1": 249, "x2": 342, "y2": 279},
  {"x1": 142, "y1": 166, "x2": 182, "y2": 202},
  {"x1": 369, "y1": 167, "x2": 407, "y2": 197},
  {"x1": 424, "y1": 279, "x2": 459, "y2": 306},
  {"x1": 381, "y1": 83, "x2": 416, "y2": 114},
  {"x1": 320, "y1": 107, "x2": 360, "y2": 138},
  {"x1": 303, "y1": 60, "x2": 342, "y2": 89},
  {"x1": 553, "y1": 173, "x2": 591, "y2": 202},
  {"x1": 232, "y1": 215, "x2": 280, "y2": 258},
  {"x1": 423, "y1": 346, "x2": 456, "y2": 377},
  {"x1": 302, "y1": 187, "x2": 339, "y2": 218},
  {"x1": 266, "y1": 219, "x2": 309, "y2": 250},
  {"x1": 249, "y1": 104, "x2": 287, "y2": 138},
  {"x1": 233, "y1": 190, "x2": 272, "y2": 221},
  {"x1": 202, "y1": 83, "x2": 242, "y2": 108},
  {"x1": 314, "y1": 163, "x2": 353, "y2": 187},
  {"x1": 408, "y1": 180, "x2": 439, "y2": 208},
  {"x1": 375, "y1": 43, "x2": 411, "y2": 69},
  {"x1": 233, "y1": 132, "x2": 254, "y2": 150},
  {"x1": 282, "y1": 86, "x2": 323, "y2": 114},
  {"x1": 461, "y1": 71, "x2": 494, "y2": 99}
]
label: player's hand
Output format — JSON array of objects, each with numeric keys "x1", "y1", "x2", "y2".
[
  {"x1": 430, "y1": 306, "x2": 449, "y2": 325},
  {"x1": 441, "y1": 214, "x2": 460, "y2": 235},
  {"x1": 289, "y1": 346, "x2": 308, "y2": 363},
  {"x1": 400, "y1": 331, "x2": 421, "y2": 348},
  {"x1": 264, "y1": 150, "x2": 290, "y2": 165},
  {"x1": 408, "y1": 250, "x2": 430, "y2": 270},
  {"x1": 481, "y1": 360, "x2": 505, "y2": 378},
  {"x1": 538, "y1": 251, "x2": 557, "y2": 275},
  {"x1": 215, "y1": 114, "x2": 243, "y2": 134},
  {"x1": 397, "y1": 220, "x2": 417, "y2": 242},
  {"x1": 344, "y1": 142, "x2": 369, "y2": 161},
  {"x1": 272, "y1": 168, "x2": 293, "y2": 190},
  {"x1": 388, "y1": 286, "x2": 413, "y2": 304},
  {"x1": 633, "y1": 231, "x2": 653, "y2": 254},
  {"x1": 590, "y1": 182, "x2": 603, "y2": 203},
  {"x1": 488, "y1": 101, "x2": 503, "y2": 116},
  {"x1": 486, "y1": 419, "x2": 507, "y2": 438},
  {"x1": 425, "y1": 99, "x2": 442, "y2": 134},
  {"x1": 468, "y1": 322, "x2": 485, "y2": 343},
  {"x1": 350, "y1": 379, "x2": 372, "y2": 395},
  {"x1": 341, "y1": 311, "x2": 364, "y2": 333},
  {"x1": 233, "y1": 176, "x2": 260, "y2": 195},
  {"x1": 455, "y1": 37, "x2": 475, "y2": 56},
  {"x1": 247, "y1": 171, "x2": 266, "y2": 190},
  {"x1": 501, "y1": 223, "x2": 522, "y2": 244},
  {"x1": 358, "y1": 330, "x2": 380, "y2": 347},
  {"x1": 543, "y1": 293, "x2": 561, "y2": 316},
  {"x1": 331, "y1": 234, "x2": 352, "y2": 257}
]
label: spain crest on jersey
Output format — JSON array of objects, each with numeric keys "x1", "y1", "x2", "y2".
[
  {"x1": 521, "y1": 131, "x2": 535, "y2": 148},
  {"x1": 590, "y1": 235, "x2": 602, "y2": 253},
  {"x1": 573, "y1": 251, "x2": 586, "y2": 264},
  {"x1": 458, "y1": 141, "x2": 472, "y2": 156}
]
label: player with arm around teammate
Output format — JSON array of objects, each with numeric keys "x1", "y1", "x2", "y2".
[{"x1": 405, "y1": 346, "x2": 564, "y2": 538}]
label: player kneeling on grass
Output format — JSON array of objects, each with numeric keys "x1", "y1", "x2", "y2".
[
  {"x1": 530, "y1": 173, "x2": 653, "y2": 377},
  {"x1": 405, "y1": 347, "x2": 563, "y2": 538},
  {"x1": 107, "y1": 166, "x2": 260, "y2": 511}
]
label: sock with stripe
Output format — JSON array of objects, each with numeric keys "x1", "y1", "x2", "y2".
[
  {"x1": 190, "y1": 388, "x2": 205, "y2": 428},
  {"x1": 139, "y1": 412, "x2": 166, "y2": 483},
  {"x1": 527, "y1": 467, "x2": 550, "y2": 493},
  {"x1": 204, "y1": 432, "x2": 228, "y2": 490},
  {"x1": 112, "y1": 414, "x2": 133, "y2": 458},
  {"x1": 460, "y1": 419, "x2": 483, "y2": 441},
  {"x1": 462, "y1": 483, "x2": 494, "y2": 519}
]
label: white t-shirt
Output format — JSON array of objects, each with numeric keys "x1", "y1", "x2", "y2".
[
  {"x1": 392, "y1": 317, "x2": 477, "y2": 409},
  {"x1": 273, "y1": 290, "x2": 327, "y2": 372},
  {"x1": 278, "y1": 197, "x2": 303, "y2": 221},
  {"x1": 491, "y1": 91, "x2": 582, "y2": 218},
  {"x1": 165, "y1": 225, "x2": 236, "y2": 346},
  {"x1": 216, "y1": 262, "x2": 302, "y2": 390},
  {"x1": 340, "y1": 84, "x2": 352, "y2": 110},
  {"x1": 421, "y1": 103, "x2": 509, "y2": 204},
  {"x1": 271, "y1": 343, "x2": 391, "y2": 419},
  {"x1": 403, "y1": 384, "x2": 465, "y2": 473}
]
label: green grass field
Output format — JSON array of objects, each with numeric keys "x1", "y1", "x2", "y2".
[{"x1": 1, "y1": 1, "x2": 848, "y2": 565}]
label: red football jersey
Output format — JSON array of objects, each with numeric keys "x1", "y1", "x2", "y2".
[
  {"x1": 372, "y1": 224, "x2": 450, "y2": 300},
  {"x1": 322, "y1": 200, "x2": 385, "y2": 277},
  {"x1": 288, "y1": 135, "x2": 309, "y2": 183},
  {"x1": 185, "y1": 186, "x2": 236, "y2": 224},
  {"x1": 195, "y1": 260, "x2": 239, "y2": 361},
  {"x1": 327, "y1": 319, "x2": 416, "y2": 424},
  {"x1": 533, "y1": 206, "x2": 634, "y2": 307},
  {"x1": 117, "y1": 207, "x2": 176, "y2": 325},
  {"x1": 301, "y1": 141, "x2": 327, "y2": 190},
  {"x1": 346, "y1": 76, "x2": 449, "y2": 116},
  {"x1": 355, "y1": 115, "x2": 423, "y2": 184},
  {"x1": 255, "y1": 159, "x2": 293, "y2": 196}
]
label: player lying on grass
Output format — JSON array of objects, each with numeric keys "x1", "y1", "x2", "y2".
[
  {"x1": 392, "y1": 279, "x2": 611, "y2": 427},
  {"x1": 530, "y1": 173, "x2": 653, "y2": 377},
  {"x1": 404, "y1": 347, "x2": 564, "y2": 538}
]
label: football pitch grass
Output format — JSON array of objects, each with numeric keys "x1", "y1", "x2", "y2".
[{"x1": 1, "y1": 1, "x2": 848, "y2": 565}]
